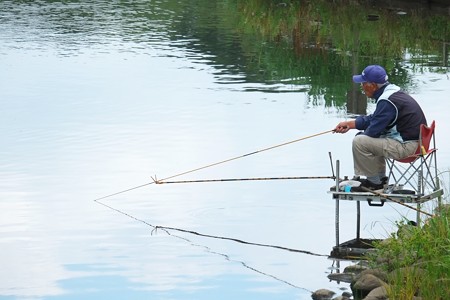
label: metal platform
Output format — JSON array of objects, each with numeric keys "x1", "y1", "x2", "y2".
[
  {"x1": 328, "y1": 160, "x2": 444, "y2": 260},
  {"x1": 331, "y1": 189, "x2": 444, "y2": 204}
]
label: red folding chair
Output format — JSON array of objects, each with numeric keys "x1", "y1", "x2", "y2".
[{"x1": 386, "y1": 121, "x2": 438, "y2": 195}]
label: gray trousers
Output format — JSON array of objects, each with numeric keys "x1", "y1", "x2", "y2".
[{"x1": 352, "y1": 135, "x2": 418, "y2": 178}]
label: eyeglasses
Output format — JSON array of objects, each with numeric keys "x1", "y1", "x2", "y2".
[{"x1": 360, "y1": 82, "x2": 375, "y2": 89}]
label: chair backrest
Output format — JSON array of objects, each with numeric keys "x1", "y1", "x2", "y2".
[
  {"x1": 397, "y1": 120, "x2": 435, "y2": 163},
  {"x1": 419, "y1": 120, "x2": 435, "y2": 154}
]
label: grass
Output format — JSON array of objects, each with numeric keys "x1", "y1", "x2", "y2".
[{"x1": 367, "y1": 200, "x2": 450, "y2": 299}]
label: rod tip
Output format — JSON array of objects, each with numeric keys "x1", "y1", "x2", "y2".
[{"x1": 151, "y1": 175, "x2": 162, "y2": 184}]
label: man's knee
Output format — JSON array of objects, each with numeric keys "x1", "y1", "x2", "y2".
[
  {"x1": 352, "y1": 134, "x2": 369, "y2": 150},
  {"x1": 353, "y1": 134, "x2": 387, "y2": 157}
]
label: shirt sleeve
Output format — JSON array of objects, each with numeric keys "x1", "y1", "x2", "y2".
[{"x1": 355, "y1": 100, "x2": 397, "y2": 138}]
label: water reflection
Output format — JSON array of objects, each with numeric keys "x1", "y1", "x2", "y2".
[
  {"x1": 0, "y1": 0, "x2": 449, "y2": 299},
  {"x1": 346, "y1": 88, "x2": 368, "y2": 115},
  {"x1": 2, "y1": 0, "x2": 447, "y2": 93}
]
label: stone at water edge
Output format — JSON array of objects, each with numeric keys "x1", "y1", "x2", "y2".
[{"x1": 311, "y1": 288, "x2": 335, "y2": 300}]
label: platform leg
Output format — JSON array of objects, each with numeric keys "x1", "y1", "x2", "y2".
[
  {"x1": 356, "y1": 201, "x2": 361, "y2": 240},
  {"x1": 417, "y1": 203, "x2": 421, "y2": 225},
  {"x1": 335, "y1": 160, "x2": 340, "y2": 247}
]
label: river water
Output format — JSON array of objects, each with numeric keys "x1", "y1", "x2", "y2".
[{"x1": 0, "y1": 1, "x2": 449, "y2": 299}]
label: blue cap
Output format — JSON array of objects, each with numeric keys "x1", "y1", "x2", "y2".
[{"x1": 353, "y1": 65, "x2": 388, "y2": 84}]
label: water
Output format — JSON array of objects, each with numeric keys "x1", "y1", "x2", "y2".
[{"x1": 1, "y1": 1, "x2": 449, "y2": 299}]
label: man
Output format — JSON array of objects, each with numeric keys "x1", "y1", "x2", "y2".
[{"x1": 334, "y1": 65, "x2": 427, "y2": 190}]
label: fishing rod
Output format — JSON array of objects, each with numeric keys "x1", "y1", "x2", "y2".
[
  {"x1": 93, "y1": 129, "x2": 334, "y2": 201},
  {"x1": 155, "y1": 129, "x2": 334, "y2": 184},
  {"x1": 154, "y1": 176, "x2": 334, "y2": 185}
]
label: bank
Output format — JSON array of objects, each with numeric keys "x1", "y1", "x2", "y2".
[{"x1": 315, "y1": 203, "x2": 450, "y2": 300}]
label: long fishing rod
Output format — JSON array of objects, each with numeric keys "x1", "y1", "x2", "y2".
[
  {"x1": 155, "y1": 129, "x2": 334, "y2": 184},
  {"x1": 93, "y1": 129, "x2": 334, "y2": 201},
  {"x1": 155, "y1": 176, "x2": 334, "y2": 184}
]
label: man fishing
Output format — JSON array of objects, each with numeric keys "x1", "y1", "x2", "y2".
[{"x1": 334, "y1": 65, "x2": 427, "y2": 191}]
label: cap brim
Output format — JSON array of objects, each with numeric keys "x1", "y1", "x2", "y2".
[{"x1": 352, "y1": 75, "x2": 366, "y2": 83}]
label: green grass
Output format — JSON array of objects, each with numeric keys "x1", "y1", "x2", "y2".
[{"x1": 367, "y1": 203, "x2": 450, "y2": 299}]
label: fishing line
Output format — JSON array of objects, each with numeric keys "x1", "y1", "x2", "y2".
[
  {"x1": 169, "y1": 231, "x2": 313, "y2": 292},
  {"x1": 93, "y1": 129, "x2": 334, "y2": 201},
  {"x1": 95, "y1": 198, "x2": 328, "y2": 257},
  {"x1": 95, "y1": 199, "x2": 316, "y2": 292},
  {"x1": 93, "y1": 182, "x2": 155, "y2": 202},
  {"x1": 152, "y1": 225, "x2": 328, "y2": 257}
]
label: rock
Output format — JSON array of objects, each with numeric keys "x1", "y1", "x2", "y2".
[
  {"x1": 332, "y1": 292, "x2": 352, "y2": 300},
  {"x1": 363, "y1": 285, "x2": 388, "y2": 300},
  {"x1": 342, "y1": 291, "x2": 352, "y2": 298},
  {"x1": 311, "y1": 288, "x2": 336, "y2": 300},
  {"x1": 344, "y1": 264, "x2": 368, "y2": 274},
  {"x1": 357, "y1": 269, "x2": 389, "y2": 283},
  {"x1": 351, "y1": 273, "x2": 386, "y2": 299},
  {"x1": 328, "y1": 263, "x2": 370, "y2": 283},
  {"x1": 353, "y1": 273, "x2": 385, "y2": 290},
  {"x1": 327, "y1": 272, "x2": 355, "y2": 283}
]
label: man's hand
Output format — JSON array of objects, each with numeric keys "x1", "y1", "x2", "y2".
[{"x1": 334, "y1": 121, "x2": 350, "y2": 133}]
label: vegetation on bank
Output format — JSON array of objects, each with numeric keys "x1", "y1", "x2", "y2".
[
  {"x1": 366, "y1": 203, "x2": 450, "y2": 299},
  {"x1": 224, "y1": 0, "x2": 449, "y2": 106},
  {"x1": 233, "y1": 0, "x2": 449, "y2": 68}
]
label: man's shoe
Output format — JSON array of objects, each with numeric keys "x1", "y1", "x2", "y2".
[
  {"x1": 350, "y1": 179, "x2": 384, "y2": 192},
  {"x1": 361, "y1": 179, "x2": 384, "y2": 189},
  {"x1": 350, "y1": 186, "x2": 365, "y2": 192},
  {"x1": 353, "y1": 176, "x2": 388, "y2": 186}
]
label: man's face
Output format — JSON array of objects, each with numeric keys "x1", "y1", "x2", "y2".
[{"x1": 361, "y1": 82, "x2": 378, "y2": 98}]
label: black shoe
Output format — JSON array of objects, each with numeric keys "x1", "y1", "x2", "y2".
[
  {"x1": 350, "y1": 179, "x2": 384, "y2": 192},
  {"x1": 361, "y1": 179, "x2": 384, "y2": 189},
  {"x1": 353, "y1": 176, "x2": 388, "y2": 185},
  {"x1": 350, "y1": 185, "x2": 366, "y2": 192}
]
